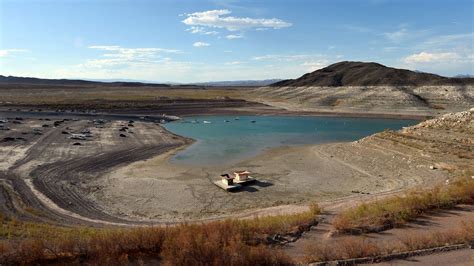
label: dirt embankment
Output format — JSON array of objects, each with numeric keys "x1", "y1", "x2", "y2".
[
  {"x1": 0, "y1": 116, "x2": 190, "y2": 225},
  {"x1": 253, "y1": 85, "x2": 474, "y2": 116}
]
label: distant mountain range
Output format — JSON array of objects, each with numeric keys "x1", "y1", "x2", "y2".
[
  {"x1": 193, "y1": 79, "x2": 282, "y2": 87},
  {"x1": 0, "y1": 75, "x2": 281, "y2": 87},
  {"x1": 1, "y1": 62, "x2": 473, "y2": 88},
  {"x1": 272, "y1": 61, "x2": 474, "y2": 87},
  {"x1": 0, "y1": 75, "x2": 170, "y2": 87},
  {"x1": 454, "y1": 74, "x2": 474, "y2": 78}
]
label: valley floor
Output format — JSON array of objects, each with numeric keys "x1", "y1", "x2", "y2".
[
  {"x1": 0, "y1": 107, "x2": 472, "y2": 264},
  {"x1": 1, "y1": 109, "x2": 471, "y2": 225}
]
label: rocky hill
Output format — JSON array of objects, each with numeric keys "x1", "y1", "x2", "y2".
[
  {"x1": 253, "y1": 62, "x2": 474, "y2": 116},
  {"x1": 272, "y1": 61, "x2": 474, "y2": 87}
]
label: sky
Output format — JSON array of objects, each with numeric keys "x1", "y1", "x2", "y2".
[{"x1": 0, "y1": 0, "x2": 473, "y2": 82}]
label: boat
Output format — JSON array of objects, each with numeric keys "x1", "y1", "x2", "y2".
[{"x1": 203, "y1": 121, "x2": 212, "y2": 124}]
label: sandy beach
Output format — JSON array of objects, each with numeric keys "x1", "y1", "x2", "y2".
[{"x1": 92, "y1": 133, "x2": 448, "y2": 222}]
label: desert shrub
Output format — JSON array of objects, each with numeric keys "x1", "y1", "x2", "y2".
[
  {"x1": 305, "y1": 220, "x2": 474, "y2": 263},
  {"x1": 0, "y1": 204, "x2": 320, "y2": 264},
  {"x1": 333, "y1": 178, "x2": 474, "y2": 232},
  {"x1": 161, "y1": 221, "x2": 291, "y2": 265}
]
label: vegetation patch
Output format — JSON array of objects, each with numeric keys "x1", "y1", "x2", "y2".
[
  {"x1": 304, "y1": 220, "x2": 474, "y2": 263},
  {"x1": 332, "y1": 178, "x2": 474, "y2": 233},
  {"x1": 0, "y1": 204, "x2": 321, "y2": 265}
]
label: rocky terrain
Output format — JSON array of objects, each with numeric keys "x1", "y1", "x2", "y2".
[
  {"x1": 254, "y1": 62, "x2": 473, "y2": 116},
  {"x1": 254, "y1": 84, "x2": 473, "y2": 116}
]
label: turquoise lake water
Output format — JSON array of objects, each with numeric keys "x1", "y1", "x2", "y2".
[{"x1": 163, "y1": 115, "x2": 418, "y2": 166}]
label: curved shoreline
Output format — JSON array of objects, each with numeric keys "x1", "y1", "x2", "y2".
[{"x1": 1, "y1": 111, "x2": 455, "y2": 227}]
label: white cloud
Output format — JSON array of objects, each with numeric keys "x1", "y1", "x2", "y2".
[
  {"x1": 342, "y1": 25, "x2": 373, "y2": 33},
  {"x1": 394, "y1": 31, "x2": 474, "y2": 75},
  {"x1": 226, "y1": 34, "x2": 243, "y2": 40},
  {"x1": 403, "y1": 51, "x2": 460, "y2": 64},
  {"x1": 384, "y1": 28, "x2": 408, "y2": 42},
  {"x1": 383, "y1": 27, "x2": 431, "y2": 43},
  {"x1": 301, "y1": 60, "x2": 330, "y2": 72},
  {"x1": 0, "y1": 49, "x2": 29, "y2": 57},
  {"x1": 182, "y1": 9, "x2": 291, "y2": 31},
  {"x1": 251, "y1": 53, "x2": 335, "y2": 73},
  {"x1": 193, "y1": 42, "x2": 210, "y2": 48},
  {"x1": 12, "y1": 51, "x2": 340, "y2": 83},
  {"x1": 416, "y1": 32, "x2": 474, "y2": 50},
  {"x1": 80, "y1": 45, "x2": 180, "y2": 69},
  {"x1": 186, "y1": 26, "x2": 219, "y2": 35},
  {"x1": 225, "y1": 61, "x2": 243, "y2": 65},
  {"x1": 400, "y1": 50, "x2": 473, "y2": 76},
  {"x1": 252, "y1": 54, "x2": 325, "y2": 62},
  {"x1": 383, "y1": 46, "x2": 399, "y2": 52},
  {"x1": 89, "y1": 45, "x2": 180, "y2": 54}
]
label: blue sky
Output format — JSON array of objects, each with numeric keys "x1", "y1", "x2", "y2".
[{"x1": 0, "y1": 0, "x2": 473, "y2": 82}]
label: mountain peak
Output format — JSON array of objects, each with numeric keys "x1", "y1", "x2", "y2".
[{"x1": 272, "y1": 61, "x2": 473, "y2": 87}]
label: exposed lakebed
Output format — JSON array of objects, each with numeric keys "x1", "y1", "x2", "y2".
[{"x1": 163, "y1": 115, "x2": 418, "y2": 166}]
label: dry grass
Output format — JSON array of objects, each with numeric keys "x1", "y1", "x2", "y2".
[
  {"x1": 304, "y1": 220, "x2": 474, "y2": 263},
  {"x1": 332, "y1": 178, "x2": 474, "y2": 233},
  {"x1": 0, "y1": 204, "x2": 321, "y2": 265}
]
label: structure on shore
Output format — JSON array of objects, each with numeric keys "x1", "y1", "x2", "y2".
[
  {"x1": 214, "y1": 171, "x2": 256, "y2": 191},
  {"x1": 233, "y1": 170, "x2": 256, "y2": 185}
]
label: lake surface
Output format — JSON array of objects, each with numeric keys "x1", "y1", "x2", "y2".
[{"x1": 163, "y1": 115, "x2": 417, "y2": 166}]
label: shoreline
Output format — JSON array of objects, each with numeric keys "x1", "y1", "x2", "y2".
[
  {"x1": 176, "y1": 109, "x2": 431, "y2": 120},
  {"x1": 92, "y1": 129, "x2": 446, "y2": 223},
  {"x1": 0, "y1": 107, "x2": 431, "y2": 121},
  {"x1": 2, "y1": 109, "x2": 462, "y2": 226}
]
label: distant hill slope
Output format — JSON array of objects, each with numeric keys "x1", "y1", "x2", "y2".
[
  {"x1": 0, "y1": 75, "x2": 170, "y2": 87},
  {"x1": 272, "y1": 61, "x2": 474, "y2": 87},
  {"x1": 194, "y1": 79, "x2": 283, "y2": 87},
  {"x1": 0, "y1": 75, "x2": 282, "y2": 88}
]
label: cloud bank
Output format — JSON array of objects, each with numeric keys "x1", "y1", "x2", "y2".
[
  {"x1": 182, "y1": 9, "x2": 291, "y2": 31},
  {"x1": 193, "y1": 42, "x2": 210, "y2": 48}
]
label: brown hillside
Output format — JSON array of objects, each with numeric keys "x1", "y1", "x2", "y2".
[{"x1": 272, "y1": 61, "x2": 474, "y2": 87}]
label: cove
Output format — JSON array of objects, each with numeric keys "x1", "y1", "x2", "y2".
[{"x1": 163, "y1": 115, "x2": 417, "y2": 166}]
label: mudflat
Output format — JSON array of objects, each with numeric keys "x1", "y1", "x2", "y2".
[{"x1": 0, "y1": 109, "x2": 471, "y2": 226}]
